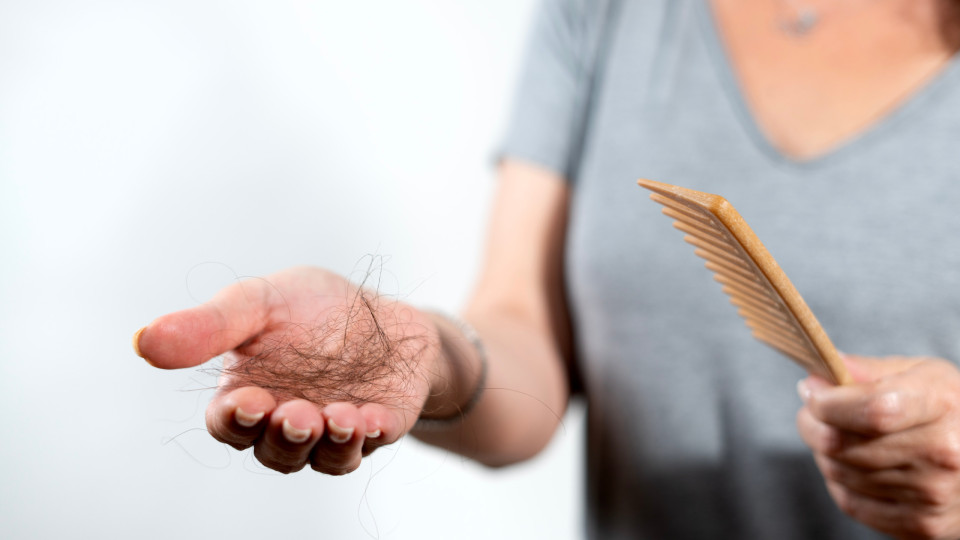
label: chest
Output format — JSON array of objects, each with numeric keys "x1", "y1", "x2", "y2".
[
  {"x1": 567, "y1": 0, "x2": 960, "y2": 367},
  {"x1": 710, "y1": 0, "x2": 958, "y2": 160}
]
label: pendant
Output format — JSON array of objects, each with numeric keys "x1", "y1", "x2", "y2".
[{"x1": 779, "y1": 8, "x2": 819, "y2": 36}]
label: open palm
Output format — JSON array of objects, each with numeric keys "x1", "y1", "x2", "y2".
[{"x1": 135, "y1": 266, "x2": 439, "y2": 474}]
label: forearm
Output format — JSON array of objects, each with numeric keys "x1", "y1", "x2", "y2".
[
  {"x1": 412, "y1": 159, "x2": 573, "y2": 466},
  {"x1": 413, "y1": 307, "x2": 569, "y2": 467}
]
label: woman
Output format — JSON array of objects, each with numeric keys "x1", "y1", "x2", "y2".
[{"x1": 135, "y1": 0, "x2": 960, "y2": 537}]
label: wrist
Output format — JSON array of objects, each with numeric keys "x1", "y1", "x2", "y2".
[{"x1": 417, "y1": 312, "x2": 487, "y2": 424}]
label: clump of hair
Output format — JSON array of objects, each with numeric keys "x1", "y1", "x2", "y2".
[{"x1": 216, "y1": 285, "x2": 433, "y2": 409}]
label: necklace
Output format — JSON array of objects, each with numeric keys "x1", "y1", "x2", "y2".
[{"x1": 778, "y1": 0, "x2": 820, "y2": 36}]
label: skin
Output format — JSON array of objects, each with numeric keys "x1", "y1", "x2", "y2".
[
  {"x1": 135, "y1": 160, "x2": 572, "y2": 472},
  {"x1": 136, "y1": 0, "x2": 960, "y2": 536},
  {"x1": 716, "y1": 1, "x2": 960, "y2": 536},
  {"x1": 798, "y1": 355, "x2": 960, "y2": 539},
  {"x1": 712, "y1": 0, "x2": 960, "y2": 159},
  {"x1": 137, "y1": 268, "x2": 439, "y2": 474}
]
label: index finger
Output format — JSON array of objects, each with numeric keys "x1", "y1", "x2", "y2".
[{"x1": 133, "y1": 278, "x2": 274, "y2": 369}]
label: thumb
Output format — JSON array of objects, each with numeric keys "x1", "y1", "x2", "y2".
[
  {"x1": 133, "y1": 279, "x2": 274, "y2": 369},
  {"x1": 840, "y1": 353, "x2": 922, "y2": 384}
]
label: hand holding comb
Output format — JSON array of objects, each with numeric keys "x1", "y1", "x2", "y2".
[{"x1": 637, "y1": 179, "x2": 852, "y2": 385}]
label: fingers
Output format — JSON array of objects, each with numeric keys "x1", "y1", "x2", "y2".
[
  {"x1": 801, "y1": 376, "x2": 919, "y2": 435},
  {"x1": 800, "y1": 360, "x2": 955, "y2": 435},
  {"x1": 309, "y1": 403, "x2": 370, "y2": 475},
  {"x1": 796, "y1": 406, "x2": 912, "y2": 469},
  {"x1": 799, "y1": 391, "x2": 960, "y2": 536},
  {"x1": 825, "y1": 480, "x2": 960, "y2": 539},
  {"x1": 799, "y1": 356, "x2": 960, "y2": 537},
  {"x1": 215, "y1": 398, "x2": 362, "y2": 475},
  {"x1": 814, "y1": 453, "x2": 920, "y2": 502},
  {"x1": 253, "y1": 400, "x2": 327, "y2": 474},
  {"x1": 207, "y1": 389, "x2": 403, "y2": 475},
  {"x1": 206, "y1": 386, "x2": 277, "y2": 450},
  {"x1": 134, "y1": 278, "x2": 276, "y2": 369},
  {"x1": 358, "y1": 402, "x2": 412, "y2": 457},
  {"x1": 814, "y1": 453, "x2": 960, "y2": 507}
]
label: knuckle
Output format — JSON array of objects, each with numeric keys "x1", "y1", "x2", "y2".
[
  {"x1": 861, "y1": 391, "x2": 903, "y2": 433},
  {"x1": 927, "y1": 433, "x2": 960, "y2": 471},
  {"x1": 917, "y1": 477, "x2": 957, "y2": 508},
  {"x1": 943, "y1": 392, "x2": 960, "y2": 416}
]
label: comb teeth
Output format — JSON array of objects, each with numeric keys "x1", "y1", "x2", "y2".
[
  {"x1": 638, "y1": 179, "x2": 851, "y2": 385},
  {"x1": 650, "y1": 193, "x2": 714, "y2": 225}
]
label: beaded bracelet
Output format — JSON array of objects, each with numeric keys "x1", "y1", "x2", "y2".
[{"x1": 414, "y1": 313, "x2": 488, "y2": 429}]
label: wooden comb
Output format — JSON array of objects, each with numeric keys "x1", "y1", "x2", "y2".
[{"x1": 637, "y1": 179, "x2": 851, "y2": 385}]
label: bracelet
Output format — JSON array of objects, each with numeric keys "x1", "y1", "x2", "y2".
[{"x1": 414, "y1": 313, "x2": 488, "y2": 429}]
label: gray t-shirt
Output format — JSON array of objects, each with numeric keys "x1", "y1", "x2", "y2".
[{"x1": 501, "y1": 0, "x2": 960, "y2": 538}]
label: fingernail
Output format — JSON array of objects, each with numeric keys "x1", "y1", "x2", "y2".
[
  {"x1": 132, "y1": 326, "x2": 147, "y2": 358},
  {"x1": 797, "y1": 379, "x2": 812, "y2": 402},
  {"x1": 282, "y1": 419, "x2": 312, "y2": 444},
  {"x1": 235, "y1": 408, "x2": 264, "y2": 428},
  {"x1": 327, "y1": 419, "x2": 354, "y2": 444},
  {"x1": 365, "y1": 429, "x2": 381, "y2": 439}
]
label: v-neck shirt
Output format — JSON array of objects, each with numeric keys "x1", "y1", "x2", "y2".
[{"x1": 500, "y1": 0, "x2": 960, "y2": 538}]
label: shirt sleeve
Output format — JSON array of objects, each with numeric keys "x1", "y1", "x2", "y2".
[{"x1": 497, "y1": 0, "x2": 612, "y2": 181}]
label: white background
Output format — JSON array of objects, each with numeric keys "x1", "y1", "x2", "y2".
[{"x1": 0, "y1": 1, "x2": 585, "y2": 539}]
